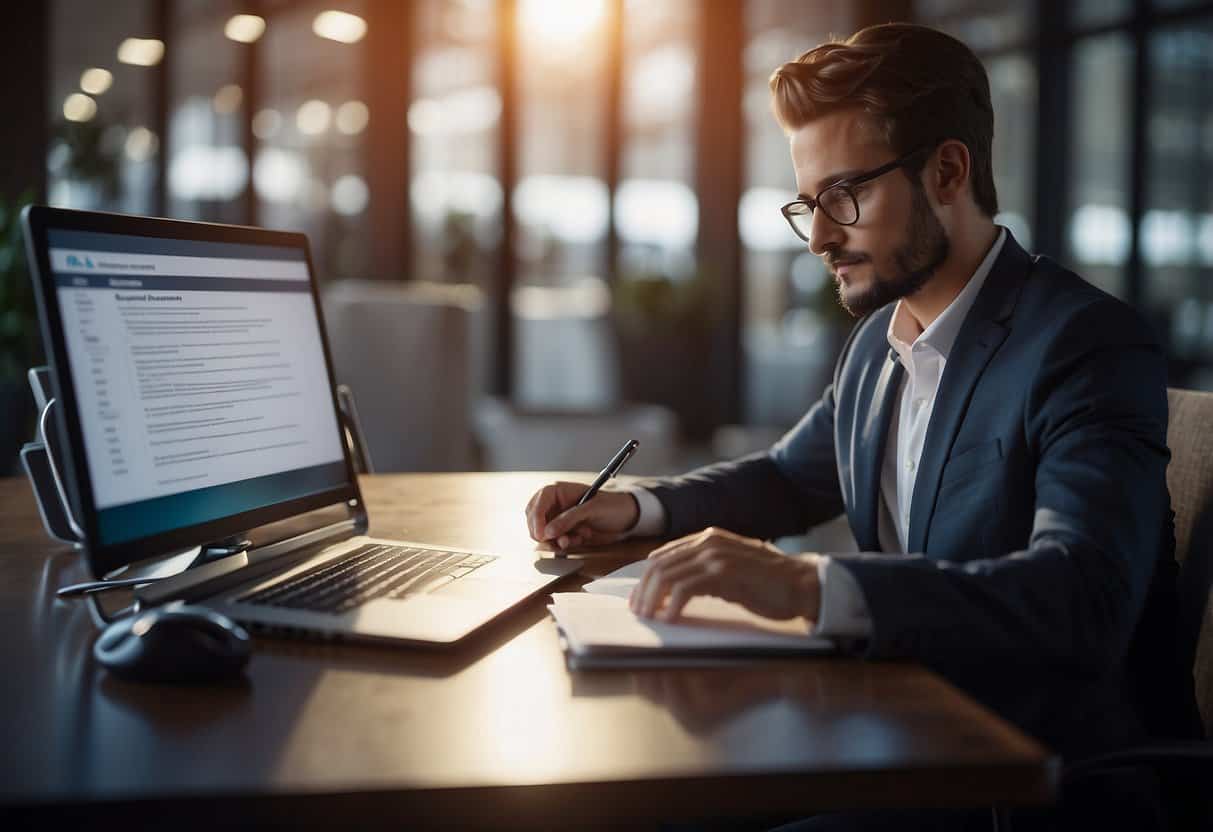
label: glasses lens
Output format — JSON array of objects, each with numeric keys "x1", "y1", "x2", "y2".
[
  {"x1": 818, "y1": 186, "x2": 858, "y2": 225},
  {"x1": 784, "y1": 201, "x2": 813, "y2": 240}
]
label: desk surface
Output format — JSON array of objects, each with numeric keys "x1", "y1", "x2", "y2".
[{"x1": 0, "y1": 473, "x2": 1056, "y2": 828}]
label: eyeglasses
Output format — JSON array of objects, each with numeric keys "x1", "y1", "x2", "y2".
[{"x1": 780, "y1": 145, "x2": 933, "y2": 243}]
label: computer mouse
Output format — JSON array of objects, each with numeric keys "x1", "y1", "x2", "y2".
[{"x1": 94, "y1": 605, "x2": 252, "y2": 684}]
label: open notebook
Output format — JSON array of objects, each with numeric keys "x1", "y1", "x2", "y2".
[{"x1": 548, "y1": 560, "x2": 835, "y2": 668}]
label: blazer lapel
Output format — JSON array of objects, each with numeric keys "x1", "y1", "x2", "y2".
[
  {"x1": 906, "y1": 234, "x2": 1032, "y2": 553},
  {"x1": 854, "y1": 349, "x2": 904, "y2": 551}
]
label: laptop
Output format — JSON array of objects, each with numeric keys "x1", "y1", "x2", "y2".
[{"x1": 22, "y1": 206, "x2": 581, "y2": 645}]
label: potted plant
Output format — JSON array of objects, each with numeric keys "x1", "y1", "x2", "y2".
[
  {"x1": 50, "y1": 120, "x2": 122, "y2": 207},
  {"x1": 0, "y1": 192, "x2": 42, "y2": 474},
  {"x1": 611, "y1": 262, "x2": 724, "y2": 442}
]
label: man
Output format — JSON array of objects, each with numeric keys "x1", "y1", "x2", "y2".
[{"x1": 525, "y1": 22, "x2": 1197, "y2": 827}]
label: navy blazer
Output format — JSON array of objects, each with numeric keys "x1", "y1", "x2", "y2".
[{"x1": 644, "y1": 232, "x2": 1196, "y2": 738}]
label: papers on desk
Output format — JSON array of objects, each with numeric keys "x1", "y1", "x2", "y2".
[{"x1": 548, "y1": 560, "x2": 835, "y2": 669}]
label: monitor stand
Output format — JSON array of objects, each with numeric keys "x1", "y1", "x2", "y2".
[
  {"x1": 105, "y1": 535, "x2": 254, "y2": 580},
  {"x1": 54, "y1": 535, "x2": 256, "y2": 599}
]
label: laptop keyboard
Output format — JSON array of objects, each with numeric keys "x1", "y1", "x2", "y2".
[{"x1": 236, "y1": 543, "x2": 496, "y2": 614}]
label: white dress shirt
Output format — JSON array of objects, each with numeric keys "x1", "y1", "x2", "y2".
[{"x1": 628, "y1": 228, "x2": 1008, "y2": 639}]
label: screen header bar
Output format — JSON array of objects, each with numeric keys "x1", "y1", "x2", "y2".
[
  {"x1": 47, "y1": 228, "x2": 306, "y2": 261},
  {"x1": 50, "y1": 248, "x2": 309, "y2": 281}
]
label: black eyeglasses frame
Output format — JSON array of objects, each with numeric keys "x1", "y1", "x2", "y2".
[{"x1": 780, "y1": 144, "x2": 936, "y2": 242}]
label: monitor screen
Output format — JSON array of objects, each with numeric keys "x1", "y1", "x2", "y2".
[{"x1": 45, "y1": 227, "x2": 349, "y2": 546}]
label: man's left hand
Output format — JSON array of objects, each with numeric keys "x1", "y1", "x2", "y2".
[{"x1": 628, "y1": 526, "x2": 823, "y2": 622}]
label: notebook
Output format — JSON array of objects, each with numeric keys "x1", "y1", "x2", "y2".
[{"x1": 549, "y1": 560, "x2": 836, "y2": 668}]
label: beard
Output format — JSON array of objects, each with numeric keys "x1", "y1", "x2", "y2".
[{"x1": 833, "y1": 182, "x2": 951, "y2": 318}]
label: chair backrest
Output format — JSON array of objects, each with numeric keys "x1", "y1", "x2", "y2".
[
  {"x1": 473, "y1": 397, "x2": 679, "y2": 475},
  {"x1": 1165, "y1": 387, "x2": 1213, "y2": 734},
  {"x1": 512, "y1": 278, "x2": 620, "y2": 411},
  {"x1": 322, "y1": 279, "x2": 483, "y2": 472}
]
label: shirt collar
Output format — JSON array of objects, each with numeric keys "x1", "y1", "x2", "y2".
[{"x1": 887, "y1": 226, "x2": 1007, "y2": 363}]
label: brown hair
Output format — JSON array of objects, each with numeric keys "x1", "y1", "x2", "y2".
[{"x1": 769, "y1": 23, "x2": 998, "y2": 217}]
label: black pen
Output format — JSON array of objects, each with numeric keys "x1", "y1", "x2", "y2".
[{"x1": 556, "y1": 439, "x2": 640, "y2": 557}]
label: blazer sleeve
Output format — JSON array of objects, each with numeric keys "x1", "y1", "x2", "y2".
[
  {"x1": 639, "y1": 380, "x2": 847, "y2": 541},
  {"x1": 835, "y1": 299, "x2": 1171, "y2": 676}
]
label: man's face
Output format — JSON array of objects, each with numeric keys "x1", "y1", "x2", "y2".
[{"x1": 789, "y1": 109, "x2": 950, "y2": 317}]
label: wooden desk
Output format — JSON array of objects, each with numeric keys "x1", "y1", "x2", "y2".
[{"x1": 0, "y1": 473, "x2": 1056, "y2": 828}]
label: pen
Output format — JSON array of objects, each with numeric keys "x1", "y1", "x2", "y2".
[{"x1": 556, "y1": 439, "x2": 640, "y2": 557}]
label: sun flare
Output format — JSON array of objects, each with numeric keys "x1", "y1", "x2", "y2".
[{"x1": 519, "y1": 0, "x2": 605, "y2": 44}]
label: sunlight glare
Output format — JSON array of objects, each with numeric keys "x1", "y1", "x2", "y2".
[
  {"x1": 519, "y1": 0, "x2": 605, "y2": 44},
  {"x1": 63, "y1": 94, "x2": 97, "y2": 123},
  {"x1": 117, "y1": 38, "x2": 165, "y2": 66},
  {"x1": 313, "y1": 10, "x2": 367, "y2": 44},
  {"x1": 224, "y1": 14, "x2": 266, "y2": 44},
  {"x1": 80, "y1": 68, "x2": 113, "y2": 96}
]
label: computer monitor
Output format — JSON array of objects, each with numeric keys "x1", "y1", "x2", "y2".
[{"x1": 22, "y1": 207, "x2": 362, "y2": 578}]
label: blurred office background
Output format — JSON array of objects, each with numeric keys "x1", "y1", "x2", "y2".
[{"x1": 4, "y1": 0, "x2": 1213, "y2": 479}]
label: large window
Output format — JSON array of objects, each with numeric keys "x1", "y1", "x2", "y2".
[
  {"x1": 167, "y1": 1, "x2": 245, "y2": 224},
  {"x1": 617, "y1": 0, "x2": 698, "y2": 281},
  {"x1": 609, "y1": 0, "x2": 705, "y2": 426},
  {"x1": 513, "y1": 0, "x2": 610, "y2": 288},
  {"x1": 47, "y1": 0, "x2": 159, "y2": 215},
  {"x1": 43, "y1": 0, "x2": 1213, "y2": 450},
  {"x1": 508, "y1": 0, "x2": 614, "y2": 410},
  {"x1": 1062, "y1": 1, "x2": 1213, "y2": 390},
  {"x1": 739, "y1": 0, "x2": 852, "y2": 428},
  {"x1": 986, "y1": 52, "x2": 1036, "y2": 248},
  {"x1": 1145, "y1": 20, "x2": 1213, "y2": 387},
  {"x1": 410, "y1": 0, "x2": 500, "y2": 289},
  {"x1": 915, "y1": 0, "x2": 1033, "y2": 51},
  {"x1": 1073, "y1": 0, "x2": 1134, "y2": 28},
  {"x1": 915, "y1": 0, "x2": 1037, "y2": 248},
  {"x1": 1066, "y1": 33, "x2": 1134, "y2": 299},
  {"x1": 256, "y1": 2, "x2": 370, "y2": 283}
]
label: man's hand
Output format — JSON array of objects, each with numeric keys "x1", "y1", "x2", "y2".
[
  {"x1": 628, "y1": 527, "x2": 822, "y2": 622},
  {"x1": 525, "y1": 481, "x2": 640, "y2": 549}
]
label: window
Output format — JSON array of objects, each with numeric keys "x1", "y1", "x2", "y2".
[
  {"x1": 167, "y1": 2, "x2": 245, "y2": 223},
  {"x1": 913, "y1": 0, "x2": 1033, "y2": 52},
  {"x1": 738, "y1": 0, "x2": 852, "y2": 427},
  {"x1": 987, "y1": 53, "x2": 1036, "y2": 248},
  {"x1": 47, "y1": 0, "x2": 159, "y2": 214},
  {"x1": 616, "y1": 0, "x2": 698, "y2": 281},
  {"x1": 1065, "y1": 34, "x2": 1134, "y2": 299},
  {"x1": 1072, "y1": 0, "x2": 1133, "y2": 29},
  {"x1": 1144, "y1": 21, "x2": 1213, "y2": 385},
  {"x1": 46, "y1": 0, "x2": 1213, "y2": 438},
  {"x1": 513, "y1": 0, "x2": 610, "y2": 288},
  {"x1": 510, "y1": 0, "x2": 614, "y2": 410},
  {"x1": 410, "y1": 0, "x2": 500, "y2": 289},
  {"x1": 256, "y1": 2, "x2": 369, "y2": 283}
]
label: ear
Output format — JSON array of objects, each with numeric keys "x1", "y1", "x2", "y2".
[{"x1": 928, "y1": 139, "x2": 971, "y2": 207}]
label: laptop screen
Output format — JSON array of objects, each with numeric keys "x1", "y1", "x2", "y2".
[{"x1": 45, "y1": 227, "x2": 349, "y2": 546}]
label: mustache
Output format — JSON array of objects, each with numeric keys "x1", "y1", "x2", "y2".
[{"x1": 825, "y1": 252, "x2": 869, "y2": 271}]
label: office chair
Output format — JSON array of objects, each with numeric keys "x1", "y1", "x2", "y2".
[
  {"x1": 994, "y1": 388, "x2": 1213, "y2": 831},
  {"x1": 322, "y1": 279, "x2": 483, "y2": 472}
]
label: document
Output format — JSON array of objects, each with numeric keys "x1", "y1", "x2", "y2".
[
  {"x1": 51, "y1": 243, "x2": 345, "y2": 509},
  {"x1": 549, "y1": 560, "x2": 835, "y2": 668}
]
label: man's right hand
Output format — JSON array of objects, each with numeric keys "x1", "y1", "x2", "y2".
[{"x1": 524, "y1": 482, "x2": 640, "y2": 550}]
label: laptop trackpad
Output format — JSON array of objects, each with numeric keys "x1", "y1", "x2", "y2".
[{"x1": 436, "y1": 578, "x2": 531, "y2": 603}]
